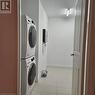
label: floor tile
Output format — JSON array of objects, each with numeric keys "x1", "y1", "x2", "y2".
[{"x1": 32, "y1": 67, "x2": 72, "y2": 95}]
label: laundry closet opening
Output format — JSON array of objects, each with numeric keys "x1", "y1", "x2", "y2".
[{"x1": 20, "y1": 0, "x2": 85, "y2": 95}]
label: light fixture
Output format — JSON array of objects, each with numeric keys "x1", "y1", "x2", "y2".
[{"x1": 61, "y1": 8, "x2": 76, "y2": 17}]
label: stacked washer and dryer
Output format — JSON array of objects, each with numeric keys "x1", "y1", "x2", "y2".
[{"x1": 21, "y1": 15, "x2": 37, "y2": 95}]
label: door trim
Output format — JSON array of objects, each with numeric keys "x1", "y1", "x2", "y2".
[
  {"x1": 17, "y1": 0, "x2": 20, "y2": 95},
  {"x1": 84, "y1": 0, "x2": 95, "y2": 95},
  {"x1": 80, "y1": 0, "x2": 89, "y2": 95}
]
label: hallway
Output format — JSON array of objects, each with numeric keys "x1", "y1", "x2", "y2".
[{"x1": 32, "y1": 67, "x2": 72, "y2": 95}]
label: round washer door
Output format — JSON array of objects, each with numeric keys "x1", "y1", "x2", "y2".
[
  {"x1": 28, "y1": 25, "x2": 36, "y2": 48},
  {"x1": 28, "y1": 63, "x2": 36, "y2": 86}
]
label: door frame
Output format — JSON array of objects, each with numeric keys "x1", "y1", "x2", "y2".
[
  {"x1": 17, "y1": 0, "x2": 20, "y2": 95},
  {"x1": 80, "y1": 0, "x2": 89, "y2": 95},
  {"x1": 84, "y1": 0, "x2": 95, "y2": 95},
  {"x1": 16, "y1": 0, "x2": 92, "y2": 95},
  {"x1": 72, "y1": 0, "x2": 90, "y2": 94}
]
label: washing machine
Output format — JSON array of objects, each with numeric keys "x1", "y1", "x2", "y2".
[
  {"x1": 21, "y1": 15, "x2": 37, "y2": 59},
  {"x1": 21, "y1": 56, "x2": 36, "y2": 95}
]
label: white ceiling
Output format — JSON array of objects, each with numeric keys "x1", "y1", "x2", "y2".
[{"x1": 41, "y1": 0, "x2": 76, "y2": 17}]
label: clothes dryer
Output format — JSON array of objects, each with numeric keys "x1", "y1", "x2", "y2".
[{"x1": 21, "y1": 15, "x2": 37, "y2": 58}]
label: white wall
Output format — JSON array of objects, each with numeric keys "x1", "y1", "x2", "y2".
[
  {"x1": 47, "y1": 17, "x2": 75, "y2": 68},
  {"x1": 38, "y1": 1, "x2": 48, "y2": 80}
]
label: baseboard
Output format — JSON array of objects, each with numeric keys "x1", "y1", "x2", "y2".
[{"x1": 47, "y1": 64, "x2": 73, "y2": 69}]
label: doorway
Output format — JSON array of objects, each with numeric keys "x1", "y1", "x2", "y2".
[
  {"x1": 19, "y1": 0, "x2": 88, "y2": 94},
  {"x1": 31, "y1": 0, "x2": 87, "y2": 95}
]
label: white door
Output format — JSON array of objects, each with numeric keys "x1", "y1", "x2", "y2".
[{"x1": 72, "y1": 0, "x2": 86, "y2": 95}]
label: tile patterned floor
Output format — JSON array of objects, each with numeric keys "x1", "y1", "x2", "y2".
[{"x1": 31, "y1": 67, "x2": 72, "y2": 95}]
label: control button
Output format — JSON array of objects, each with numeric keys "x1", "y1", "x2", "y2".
[
  {"x1": 31, "y1": 57, "x2": 34, "y2": 61},
  {"x1": 28, "y1": 20, "x2": 30, "y2": 22}
]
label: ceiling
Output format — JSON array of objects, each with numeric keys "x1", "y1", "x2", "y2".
[{"x1": 41, "y1": 0, "x2": 77, "y2": 18}]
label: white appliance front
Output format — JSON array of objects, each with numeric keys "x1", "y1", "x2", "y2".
[
  {"x1": 21, "y1": 56, "x2": 36, "y2": 95},
  {"x1": 21, "y1": 15, "x2": 37, "y2": 58}
]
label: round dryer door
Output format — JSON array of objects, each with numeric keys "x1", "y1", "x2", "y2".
[
  {"x1": 29, "y1": 26, "x2": 36, "y2": 48},
  {"x1": 28, "y1": 63, "x2": 36, "y2": 86}
]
